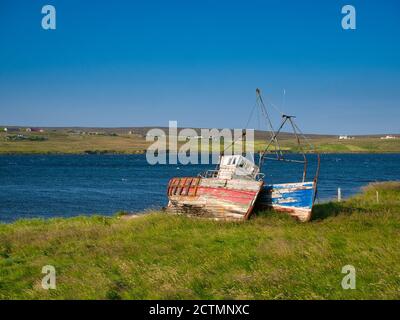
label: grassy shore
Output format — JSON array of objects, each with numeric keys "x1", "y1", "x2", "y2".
[
  {"x1": 1, "y1": 130, "x2": 400, "y2": 154},
  {"x1": 0, "y1": 182, "x2": 399, "y2": 299},
  {"x1": 255, "y1": 137, "x2": 400, "y2": 153},
  {"x1": 0, "y1": 131, "x2": 148, "y2": 154}
]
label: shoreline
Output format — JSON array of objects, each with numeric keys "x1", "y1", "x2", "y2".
[
  {"x1": 2, "y1": 131, "x2": 400, "y2": 154},
  {"x1": 1, "y1": 181, "x2": 398, "y2": 225},
  {"x1": 1, "y1": 151, "x2": 400, "y2": 155}
]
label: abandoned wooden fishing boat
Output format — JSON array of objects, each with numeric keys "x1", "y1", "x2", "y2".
[
  {"x1": 166, "y1": 88, "x2": 320, "y2": 222},
  {"x1": 167, "y1": 155, "x2": 264, "y2": 220}
]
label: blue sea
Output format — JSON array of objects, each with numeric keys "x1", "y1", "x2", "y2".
[{"x1": 0, "y1": 154, "x2": 399, "y2": 222}]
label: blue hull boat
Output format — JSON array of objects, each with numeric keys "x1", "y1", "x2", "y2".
[
  {"x1": 257, "y1": 181, "x2": 317, "y2": 222},
  {"x1": 253, "y1": 88, "x2": 320, "y2": 221}
]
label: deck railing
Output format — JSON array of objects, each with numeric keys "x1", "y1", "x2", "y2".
[
  {"x1": 199, "y1": 170, "x2": 265, "y2": 181},
  {"x1": 199, "y1": 170, "x2": 219, "y2": 178}
]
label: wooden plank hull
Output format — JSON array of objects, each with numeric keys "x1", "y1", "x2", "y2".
[
  {"x1": 166, "y1": 177, "x2": 263, "y2": 220},
  {"x1": 256, "y1": 181, "x2": 316, "y2": 222}
]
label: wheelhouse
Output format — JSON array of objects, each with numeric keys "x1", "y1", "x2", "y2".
[{"x1": 217, "y1": 155, "x2": 260, "y2": 180}]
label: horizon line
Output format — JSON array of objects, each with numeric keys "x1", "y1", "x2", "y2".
[{"x1": 1, "y1": 124, "x2": 399, "y2": 137}]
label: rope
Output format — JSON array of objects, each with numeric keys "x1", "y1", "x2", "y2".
[{"x1": 222, "y1": 100, "x2": 258, "y2": 154}]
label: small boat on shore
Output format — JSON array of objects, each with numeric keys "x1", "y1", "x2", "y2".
[
  {"x1": 167, "y1": 155, "x2": 264, "y2": 220},
  {"x1": 166, "y1": 89, "x2": 320, "y2": 222}
]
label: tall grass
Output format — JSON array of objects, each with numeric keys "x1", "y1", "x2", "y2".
[{"x1": 0, "y1": 182, "x2": 399, "y2": 299}]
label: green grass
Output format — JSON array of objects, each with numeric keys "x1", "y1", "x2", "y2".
[
  {"x1": 0, "y1": 182, "x2": 399, "y2": 299},
  {"x1": 254, "y1": 137, "x2": 400, "y2": 153},
  {"x1": 0, "y1": 131, "x2": 148, "y2": 154}
]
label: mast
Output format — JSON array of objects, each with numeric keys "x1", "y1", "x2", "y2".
[{"x1": 255, "y1": 88, "x2": 320, "y2": 185}]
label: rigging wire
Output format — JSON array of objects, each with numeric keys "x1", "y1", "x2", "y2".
[
  {"x1": 221, "y1": 89, "x2": 319, "y2": 181},
  {"x1": 256, "y1": 89, "x2": 284, "y2": 159},
  {"x1": 221, "y1": 99, "x2": 258, "y2": 155},
  {"x1": 249, "y1": 88, "x2": 320, "y2": 205}
]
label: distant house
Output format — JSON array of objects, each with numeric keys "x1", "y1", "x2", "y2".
[
  {"x1": 190, "y1": 135, "x2": 203, "y2": 140},
  {"x1": 380, "y1": 135, "x2": 396, "y2": 140},
  {"x1": 4, "y1": 127, "x2": 19, "y2": 132},
  {"x1": 338, "y1": 135, "x2": 354, "y2": 140},
  {"x1": 69, "y1": 130, "x2": 81, "y2": 135},
  {"x1": 181, "y1": 135, "x2": 203, "y2": 141},
  {"x1": 128, "y1": 130, "x2": 141, "y2": 135},
  {"x1": 146, "y1": 133, "x2": 165, "y2": 138}
]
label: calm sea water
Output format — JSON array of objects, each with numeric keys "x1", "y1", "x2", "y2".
[{"x1": 0, "y1": 154, "x2": 399, "y2": 222}]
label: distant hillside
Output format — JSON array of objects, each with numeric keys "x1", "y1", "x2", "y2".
[
  {"x1": 1, "y1": 126, "x2": 399, "y2": 154},
  {"x1": 3, "y1": 125, "x2": 398, "y2": 139}
]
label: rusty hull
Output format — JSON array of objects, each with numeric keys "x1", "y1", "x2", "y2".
[{"x1": 166, "y1": 177, "x2": 263, "y2": 220}]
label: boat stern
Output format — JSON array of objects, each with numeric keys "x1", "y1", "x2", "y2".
[{"x1": 257, "y1": 181, "x2": 316, "y2": 222}]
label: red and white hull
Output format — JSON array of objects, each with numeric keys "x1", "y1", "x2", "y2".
[{"x1": 167, "y1": 177, "x2": 263, "y2": 220}]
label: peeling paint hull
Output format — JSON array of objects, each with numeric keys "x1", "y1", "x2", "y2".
[
  {"x1": 166, "y1": 177, "x2": 263, "y2": 220},
  {"x1": 166, "y1": 177, "x2": 316, "y2": 222},
  {"x1": 256, "y1": 181, "x2": 316, "y2": 222}
]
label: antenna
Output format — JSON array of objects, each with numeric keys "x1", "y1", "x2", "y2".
[
  {"x1": 282, "y1": 88, "x2": 286, "y2": 110},
  {"x1": 255, "y1": 88, "x2": 321, "y2": 205}
]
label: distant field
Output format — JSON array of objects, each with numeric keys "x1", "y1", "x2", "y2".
[
  {"x1": 0, "y1": 128, "x2": 399, "y2": 154},
  {"x1": 0, "y1": 131, "x2": 148, "y2": 154},
  {"x1": 0, "y1": 182, "x2": 399, "y2": 299},
  {"x1": 255, "y1": 137, "x2": 400, "y2": 153}
]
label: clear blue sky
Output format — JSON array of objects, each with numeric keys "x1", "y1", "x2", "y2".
[{"x1": 0, "y1": 0, "x2": 399, "y2": 134}]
